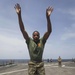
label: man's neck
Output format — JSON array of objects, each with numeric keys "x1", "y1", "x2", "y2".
[{"x1": 34, "y1": 39, "x2": 40, "y2": 44}]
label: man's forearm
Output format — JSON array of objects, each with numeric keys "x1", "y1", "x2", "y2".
[
  {"x1": 18, "y1": 14, "x2": 25, "y2": 32},
  {"x1": 46, "y1": 16, "x2": 52, "y2": 34}
]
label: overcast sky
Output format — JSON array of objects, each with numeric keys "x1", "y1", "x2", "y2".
[{"x1": 0, "y1": 0, "x2": 75, "y2": 59}]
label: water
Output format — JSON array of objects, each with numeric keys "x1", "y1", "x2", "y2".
[
  {"x1": 0, "y1": 59, "x2": 72, "y2": 66},
  {"x1": 0, "y1": 59, "x2": 29, "y2": 66}
]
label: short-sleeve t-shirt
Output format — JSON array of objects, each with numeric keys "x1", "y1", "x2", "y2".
[{"x1": 26, "y1": 37, "x2": 46, "y2": 61}]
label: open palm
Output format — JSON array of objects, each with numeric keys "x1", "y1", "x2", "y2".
[
  {"x1": 14, "y1": 3, "x2": 21, "y2": 14},
  {"x1": 46, "y1": 6, "x2": 53, "y2": 16}
]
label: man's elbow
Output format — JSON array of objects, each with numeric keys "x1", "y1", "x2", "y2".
[
  {"x1": 50, "y1": 29, "x2": 52, "y2": 33},
  {"x1": 48, "y1": 29, "x2": 52, "y2": 34}
]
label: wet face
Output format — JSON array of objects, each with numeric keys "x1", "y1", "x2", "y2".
[{"x1": 33, "y1": 31, "x2": 40, "y2": 42}]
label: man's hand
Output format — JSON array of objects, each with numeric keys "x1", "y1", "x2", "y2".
[
  {"x1": 46, "y1": 6, "x2": 53, "y2": 17},
  {"x1": 14, "y1": 3, "x2": 21, "y2": 14}
]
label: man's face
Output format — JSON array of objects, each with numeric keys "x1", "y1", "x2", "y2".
[{"x1": 33, "y1": 31, "x2": 40, "y2": 42}]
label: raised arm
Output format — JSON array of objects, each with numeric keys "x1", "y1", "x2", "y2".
[
  {"x1": 14, "y1": 3, "x2": 29, "y2": 41},
  {"x1": 43, "y1": 6, "x2": 53, "y2": 40}
]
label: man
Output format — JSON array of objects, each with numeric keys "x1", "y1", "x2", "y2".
[
  {"x1": 58, "y1": 56, "x2": 62, "y2": 67},
  {"x1": 14, "y1": 3, "x2": 53, "y2": 75}
]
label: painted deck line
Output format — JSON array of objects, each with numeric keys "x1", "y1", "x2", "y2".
[
  {"x1": 0, "y1": 64, "x2": 75, "y2": 75},
  {"x1": 0, "y1": 69, "x2": 27, "y2": 75},
  {"x1": 45, "y1": 64, "x2": 75, "y2": 69}
]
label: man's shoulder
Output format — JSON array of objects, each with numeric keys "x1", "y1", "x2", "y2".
[
  {"x1": 29, "y1": 37, "x2": 33, "y2": 40},
  {"x1": 26, "y1": 37, "x2": 32, "y2": 44},
  {"x1": 40, "y1": 37, "x2": 46, "y2": 44}
]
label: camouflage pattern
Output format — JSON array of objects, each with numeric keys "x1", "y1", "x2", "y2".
[{"x1": 28, "y1": 61, "x2": 45, "y2": 75}]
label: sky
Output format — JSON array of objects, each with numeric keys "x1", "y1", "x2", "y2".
[{"x1": 0, "y1": 0, "x2": 75, "y2": 59}]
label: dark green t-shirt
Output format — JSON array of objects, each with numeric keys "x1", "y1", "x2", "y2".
[{"x1": 26, "y1": 37, "x2": 46, "y2": 61}]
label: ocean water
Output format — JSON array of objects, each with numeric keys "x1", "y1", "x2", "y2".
[
  {"x1": 0, "y1": 59, "x2": 72, "y2": 66},
  {"x1": 0, "y1": 59, "x2": 29, "y2": 66}
]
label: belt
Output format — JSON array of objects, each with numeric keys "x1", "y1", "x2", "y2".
[
  {"x1": 28, "y1": 61, "x2": 44, "y2": 67},
  {"x1": 30, "y1": 60, "x2": 42, "y2": 63}
]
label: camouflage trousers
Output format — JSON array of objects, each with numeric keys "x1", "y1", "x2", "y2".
[{"x1": 28, "y1": 61, "x2": 45, "y2": 75}]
